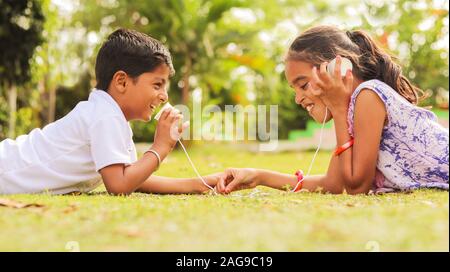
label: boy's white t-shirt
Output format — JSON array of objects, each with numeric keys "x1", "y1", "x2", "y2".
[{"x1": 0, "y1": 89, "x2": 138, "y2": 195}]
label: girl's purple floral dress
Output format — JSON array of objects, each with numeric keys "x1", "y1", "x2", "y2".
[{"x1": 347, "y1": 79, "x2": 449, "y2": 193}]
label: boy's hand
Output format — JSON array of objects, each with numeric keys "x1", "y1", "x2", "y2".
[
  {"x1": 216, "y1": 168, "x2": 259, "y2": 194},
  {"x1": 197, "y1": 173, "x2": 222, "y2": 193},
  {"x1": 152, "y1": 108, "x2": 189, "y2": 155}
]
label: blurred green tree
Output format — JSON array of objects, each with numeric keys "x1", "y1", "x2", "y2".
[
  {"x1": 359, "y1": 0, "x2": 449, "y2": 107},
  {"x1": 8, "y1": 0, "x2": 445, "y2": 141},
  {"x1": 0, "y1": 0, "x2": 44, "y2": 138}
]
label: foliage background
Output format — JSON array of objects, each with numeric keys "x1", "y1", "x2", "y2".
[{"x1": 0, "y1": 0, "x2": 448, "y2": 141}]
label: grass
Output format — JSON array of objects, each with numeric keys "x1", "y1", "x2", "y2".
[{"x1": 0, "y1": 143, "x2": 448, "y2": 252}]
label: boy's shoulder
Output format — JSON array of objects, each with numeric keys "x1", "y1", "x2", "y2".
[
  {"x1": 84, "y1": 89, "x2": 130, "y2": 131},
  {"x1": 76, "y1": 89, "x2": 125, "y2": 120},
  {"x1": 60, "y1": 89, "x2": 127, "y2": 135}
]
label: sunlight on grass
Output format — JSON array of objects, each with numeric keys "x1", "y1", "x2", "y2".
[{"x1": 0, "y1": 144, "x2": 448, "y2": 251}]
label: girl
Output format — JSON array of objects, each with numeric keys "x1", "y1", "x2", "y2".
[{"x1": 216, "y1": 25, "x2": 449, "y2": 195}]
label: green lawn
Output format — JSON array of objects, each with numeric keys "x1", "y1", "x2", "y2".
[{"x1": 0, "y1": 144, "x2": 448, "y2": 251}]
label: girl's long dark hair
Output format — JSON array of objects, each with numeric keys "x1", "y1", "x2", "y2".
[{"x1": 287, "y1": 25, "x2": 424, "y2": 104}]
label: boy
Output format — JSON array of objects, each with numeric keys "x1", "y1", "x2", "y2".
[{"x1": 0, "y1": 28, "x2": 219, "y2": 195}]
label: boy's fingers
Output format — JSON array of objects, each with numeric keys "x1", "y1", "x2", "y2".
[
  {"x1": 164, "y1": 107, "x2": 178, "y2": 118},
  {"x1": 167, "y1": 113, "x2": 183, "y2": 129},
  {"x1": 173, "y1": 116, "x2": 186, "y2": 134},
  {"x1": 169, "y1": 117, "x2": 184, "y2": 141},
  {"x1": 182, "y1": 121, "x2": 190, "y2": 129},
  {"x1": 178, "y1": 121, "x2": 190, "y2": 134},
  {"x1": 160, "y1": 108, "x2": 173, "y2": 121},
  {"x1": 168, "y1": 110, "x2": 181, "y2": 121}
]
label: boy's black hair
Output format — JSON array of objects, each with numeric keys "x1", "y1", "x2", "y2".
[{"x1": 95, "y1": 28, "x2": 175, "y2": 91}]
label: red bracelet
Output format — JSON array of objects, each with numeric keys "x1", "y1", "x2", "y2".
[
  {"x1": 334, "y1": 138, "x2": 354, "y2": 156},
  {"x1": 293, "y1": 170, "x2": 304, "y2": 192}
]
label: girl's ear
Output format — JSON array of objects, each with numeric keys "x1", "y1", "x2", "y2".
[{"x1": 112, "y1": 71, "x2": 127, "y2": 93}]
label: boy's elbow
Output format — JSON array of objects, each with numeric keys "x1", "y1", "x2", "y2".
[
  {"x1": 107, "y1": 187, "x2": 133, "y2": 196},
  {"x1": 105, "y1": 182, "x2": 134, "y2": 196}
]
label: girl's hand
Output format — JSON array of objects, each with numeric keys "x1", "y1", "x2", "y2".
[
  {"x1": 310, "y1": 55, "x2": 354, "y2": 113},
  {"x1": 216, "y1": 168, "x2": 259, "y2": 194},
  {"x1": 152, "y1": 108, "x2": 189, "y2": 155}
]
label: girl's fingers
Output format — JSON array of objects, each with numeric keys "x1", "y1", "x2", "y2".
[
  {"x1": 310, "y1": 67, "x2": 324, "y2": 96},
  {"x1": 218, "y1": 169, "x2": 234, "y2": 194},
  {"x1": 343, "y1": 69, "x2": 353, "y2": 92},
  {"x1": 310, "y1": 86, "x2": 322, "y2": 97},
  {"x1": 217, "y1": 175, "x2": 226, "y2": 193},
  {"x1": 311, "y1": 67, "x2": 322, "y2": 87},
  {"x1": 334, "y1": 55, "x2": 342, "y2": 79},
  {"x1": 225, "y1": 179, "x2": 240, "y2": 194},
  {"x1": 319, "y1": 62, "x2": 330, "y2": 83},
  {"x1": 217, "y1": 173, "x2": 226, "y2": 193}
]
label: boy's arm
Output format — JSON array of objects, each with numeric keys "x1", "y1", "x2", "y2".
[
  {"x1": 99, "y1": 144, "x2": 170, "y2": 195},
  {"x1": 135, "y1": 174, "x2": 221, "y2": 194},
  {"x1": 99, "y1": 108, "x2": 186, "y2": 195}
]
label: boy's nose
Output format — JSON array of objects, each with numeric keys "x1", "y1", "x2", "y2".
[{"x1": 158, "y1": 92, "x2": 168, "y2": 104}]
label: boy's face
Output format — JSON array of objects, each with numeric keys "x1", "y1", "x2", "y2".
[{"x1": 120, "y1": 64, "x2": 170, "y2": 121}]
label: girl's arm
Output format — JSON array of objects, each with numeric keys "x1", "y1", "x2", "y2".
[
  {"x1": 270, "y1": 90, "x2": 385, "y2": 195},
  {"x1": 257, "y1": 154, "x2": 345, "y2": 193},
  {"x1": 136, "y1": 174, "x2": 221, "y2": 194},
  {"x1": 216, "y1": 151, "x2": 345, "y2": 194},
  {"x1": 216, "y1": 91, "x2": 385, "y2": 195},
  {"x1": 309, "y1": 58, "x2": 386, "y2": 194},
  {"x1": 329, "y1": 89, "x2": 386, "y2": 194},
  {"x1": 216, "y1": 94, "x2": 384, "y2": 196}
]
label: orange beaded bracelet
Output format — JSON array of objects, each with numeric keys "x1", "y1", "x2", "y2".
[{"x1": 334, "y1": 138, "x2": 354, "y2": 156}]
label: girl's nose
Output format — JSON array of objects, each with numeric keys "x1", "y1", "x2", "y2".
[{"x1": 295, "y1": 92, "x2": 304, "y2": 105}]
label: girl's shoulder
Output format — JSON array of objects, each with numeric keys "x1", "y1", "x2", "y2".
[
  {"x1": 350, "y1": 79, "x2": 436, "y2": 120},
  {"x1": 347, "y1": 79, "x2": 439, "y2": 137},
  {"x1": 351, "y1": 79, "x2": 393, "y2": 105}
]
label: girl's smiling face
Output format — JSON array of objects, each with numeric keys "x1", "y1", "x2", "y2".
[{"x1": 284, "y1": 60, "x2": 333, "y2": 123}]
